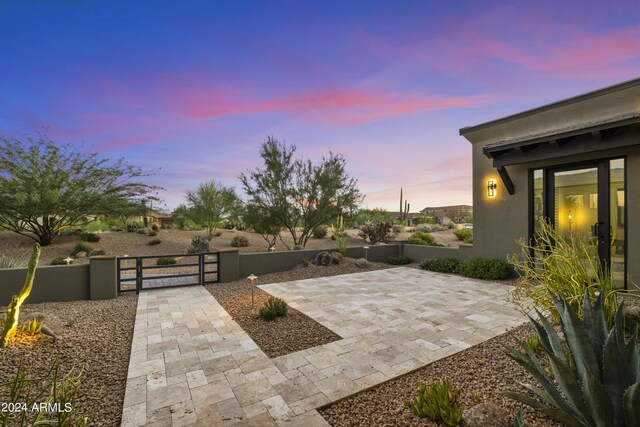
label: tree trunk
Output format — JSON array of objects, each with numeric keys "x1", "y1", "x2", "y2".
[{"x1": 38, "y1": 232, "x2": 53, "y2": 246}]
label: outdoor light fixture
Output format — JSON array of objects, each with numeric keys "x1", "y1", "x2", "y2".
[
  {"x1": 63, "y1": 257, "x2": 73, "y2": 265},
  {"x1": 487, "y1": 180, "x2": 497, "y2": 198},
  {"x1": 363, "y1": 246, "x2": 369, "y2": 260},
  {"x1": 247, "y1": 274, "x2": 257, "y2": 310},
  {"x1": 568, "y1": 210, "x2": 573, "y2": 231}
]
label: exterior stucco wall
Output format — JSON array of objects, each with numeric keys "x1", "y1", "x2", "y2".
[{"x1": 463, "y1": 79, "x2": 640, "y2": 290}]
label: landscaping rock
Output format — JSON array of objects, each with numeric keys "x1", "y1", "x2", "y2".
[
  {"x1": 623, "y1": 304, "x2": 640, "y2": 330},
  {"x1": 313, "y1": 251, "x2": 332, "y2": 266},
  {"x1": 137, "y1": 227, "x2": 149, "y2": 234},
  {"x1": 75, "y1": 251, "x2": 87, "y2": 258},
  {"x1": 461, "y1": 403, "x2": 511, "y2": 427},
  {"x1": 330, "y1": 252, "x2": 343, "y2": 264},
  {"x1": 355, "y1": 258, "x2": 369, "y2": 268}
]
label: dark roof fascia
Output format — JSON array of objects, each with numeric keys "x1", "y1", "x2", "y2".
[
  {"x1": 483, "y1": 112, "x2": 640, "y2": 158},
  {"x1": 460, "y1": 77, "x2": 640, "y2": 136}
]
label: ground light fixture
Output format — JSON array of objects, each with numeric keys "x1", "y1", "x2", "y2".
[
  {"x1": 363, "y1": 246, "x2": 369, "y2": 260},
  {"x1": 63, "y1": 257, "x2": 73, "y2": 265},
  {"x1": 487, "y1": 179, "x2": 497, "y2": 198},
  {"x1": 247, "y1": 274, "x2": 257, "y2": 310}
]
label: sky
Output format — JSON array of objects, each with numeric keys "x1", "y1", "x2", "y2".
[{"x1": 1, "y1": 0, "x2": 638, "y2": 212}]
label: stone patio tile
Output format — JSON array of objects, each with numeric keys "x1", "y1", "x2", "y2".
[
  {"x1": 297, "y1": 364, "x2": 327, "y2": 383},
  {"x1": 276, "y1": 410, "x2": 331, "y2": 426},
  {"x1": 170, "y1": 399, "x2": 197, "y2": 427},
  {"x1": 146, "y1": 381, "x2": 190, "y2": 411},
  {"x1": 274, "y1": 353, "x2": 308, "y2": 373},
  {"x1": 225, "y1": 367, "x2": 249, "y2": 387},
  {"x1": 354, "y1": 371, "x2": 389, "y2": 388},
  {"x1": 262, "y1": 366, "x2": 288, "y2": 385},
  {"x1": 193, "y1": 403, "x2": 224, "y2": 427},
  {"x1": 202, "y1": 355, "x2": 240, "y2": 376},
  {"x1": 165, "y1": 355, "x2": 202, "y2": 378},
  {"x1": 233, "y1": 377, "x2": 278, "y2": 407},
  {"x1": 123, "y1": 375, "x2": 146, "y2": 407},
  {"x1": 274, "y1": 375, "x2": 322, "y2": 404},
  {"x1": 314, "y1": 373, "x2": 360, "y2": 401},
  {"x1": 217, "y1": 397, "x2": 246, "y2": 425},
  {"x1": 262, "y1": 395, "x2": 294, "y2": 420},
  {"x1": 121, "y1": 402, "x2": 146, "y2": 427},
  {"x1": 127, "y1": 358, "x2": 165, "y2": 379},
  {"x1": 242, "y1": 401, "x2": 268, "y2": 419},
  {"x1": 186, "y1": 369, "x2": 208, "y2": 389},
  {"x1": 288, "y1": 393, "x2": 330, "y2": 415},
  {"x1": 191, "y1": 382, "x2": 236, "y2": 407},
  {"x1": 304, "y1": 351, "x2": 342, "y2": 370},
  {"x1": 234, "y1": 412, "x2": 277, "y2": 427}
]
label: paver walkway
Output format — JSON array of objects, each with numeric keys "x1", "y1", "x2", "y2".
[{"x1": 121, "y1": 267, "x2": 526, "y2": 426}]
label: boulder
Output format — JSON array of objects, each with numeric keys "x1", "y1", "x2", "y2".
[
  {"x1": 461, "y1": 403, "x2": 511, "y2": 427},
  {"x1": 623, "y1": 304, "x2": 640, "y2": 330},
  {"x1": 330, "y1": 252, "x2": 343, "y2": 264},
  {"x1": 313, "y1": 251, "x2": 332, "y2": 266},
  {"x1": 355, "y1": 258, "x2": 369, "y2": 268},
  {"x1": 75, "y1": 251, "x2": 87, "y2": 258},
  {"x1": 138, "y1": 227, "x2": 149, "y2": 235}
]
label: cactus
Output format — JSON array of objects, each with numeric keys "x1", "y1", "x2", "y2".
[
  {"x1": 408, "y1": 378, "x2": 463, "y2": 426},
  {"x1": 1, "y1": 244, "x2": 41, "y2": 347},
  {"x1": 504, "y1": 291, "x2": 640, "y2": 427}
]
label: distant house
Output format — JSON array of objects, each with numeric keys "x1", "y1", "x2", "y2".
[
  {"x1": 419, "y1": 205, "x2": 473, "y2": 224},
  {"x1": 460, "y1": 77, "x2": 639, "y2": 292},
  {"x1": 388, "y1": 211, "x2": 419, "y2": 226}
]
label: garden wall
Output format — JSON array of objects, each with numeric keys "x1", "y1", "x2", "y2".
[
  {"x1": 238, "y1": 244, "x2": 401, "y2": 278},
  {"x1": 0, "y1": 256, "x2": 117, "y2": 304}
]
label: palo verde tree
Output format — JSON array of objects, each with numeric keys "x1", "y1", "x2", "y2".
[
  {"x1": 243, "y1": 202, "x2": 281, "y2": 251},
  {"x1": 184, "y1": 180, "x2": 239, "y2": 240},
  {"x1": 0, "y1": 137, "x2": 160, "y2": 245},
  {"x1": 240, "y1": 137, "x2": 362, "y2": 249}
]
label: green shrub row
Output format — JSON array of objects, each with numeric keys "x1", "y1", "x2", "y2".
[
  {"x1": 408, "y1": 231, "x2": 442, "y2": 246},
  {"x1": 420, "y1": 257, "x2": 511, "y2": 280},
  {"x1": 387, "y1": 256, "x2": 412, "y2": 265},
  {"x1": 453, "y1": 228, "x2": 473, "y2": 244}
]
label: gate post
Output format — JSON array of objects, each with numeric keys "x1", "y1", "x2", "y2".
[
  {"x1": 136, "y1": 257, "x2": 142, "y2": 294},
  {"x1": 199, "y1": 253, "x2": 205, "y2": 285},
  {"x1": 89, "y1": 256, "x2": 117, "y2": 300}
]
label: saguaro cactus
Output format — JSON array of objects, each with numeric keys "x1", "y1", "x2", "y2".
[{"x1": 0, "y1": 244, "x2": 41, "y2": 347}]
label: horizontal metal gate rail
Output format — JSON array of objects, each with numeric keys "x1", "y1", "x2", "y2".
[{"x1": 117, "y1": 252, "x2": 220, "y2": 293}]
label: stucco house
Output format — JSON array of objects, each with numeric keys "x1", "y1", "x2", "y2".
[{"x1": 460, "y1": 78, "x2": 639, "y2": 291}]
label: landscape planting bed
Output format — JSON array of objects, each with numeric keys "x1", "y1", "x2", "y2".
[{"x1": 206, "y1": 258, "x2": 393, "y2": 358}]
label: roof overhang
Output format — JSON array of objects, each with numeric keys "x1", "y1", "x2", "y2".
[{"x1": 483, "y1": 112, "x2": 640, "y2": 167}]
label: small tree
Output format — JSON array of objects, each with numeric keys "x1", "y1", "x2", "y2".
[
  {"x1": 184, "y1": 180, "x2": 239, "y2": 240},
  {"x1": 243, "y1": 203, "x2": 281, "y2": 251},
  {"x1": 0, "y1": 137, "x2": 159, "y2": 245},
  {"x1": 240, "y1": 137, "x2": 362, "y2": 249}
]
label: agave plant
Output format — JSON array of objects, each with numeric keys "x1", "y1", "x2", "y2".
[{"x1": 505, "y1": 291, "x2": 639, "y2": 427}]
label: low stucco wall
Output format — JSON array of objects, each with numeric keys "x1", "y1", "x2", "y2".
[
  {"x1": 402, "y1": 243, "x2": 474, "y2": 263},
  {"x1": 238, "y1": 244, "x2": 401, "y2": 278},
  {"x1": 0, "y1": 264, "x2": 90, "y2": 304}
]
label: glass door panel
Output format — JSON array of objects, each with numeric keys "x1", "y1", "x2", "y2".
[
  {"x1": 553, "y1": 167, "x2": 598, "y2": 241},
  {"x1": 610, "y1": 159, "x2": 625, "y2": 289}
]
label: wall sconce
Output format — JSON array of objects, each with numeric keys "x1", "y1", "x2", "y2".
[
  {"x1": 568, "y1": 210, "x2": 573, "y2": 231},
  {"x1": 487, "y1": 180, "x2": 497, "y2": 198}
]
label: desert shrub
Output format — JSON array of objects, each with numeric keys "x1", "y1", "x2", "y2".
[
  {"x1": 186, "y1": 235, "x2": 210, "y2": 253},
  {"x1": 69, "y1": 241, "x2": 92, "y2": 256},
  {"x1": 302, "y1": 257, "x2": 310, "y2": 267},
  {"x1": 125, "y1": 222, "x2": 141, "y2": 232},
  {"x1": 420, "y1": 257, "x2": 460, "y2": 274},
  {"x1": 387, "y1": 256, "x2": 411, "y2": 265},
  {"x1": 453, "y1": 228, "x2": 472, "y2": 244},
  {"x1": 408, "y1": 378, "x2": 463, "y2": 426},
  {"x1": 521, "y1": 333, "x2": 542, "y2": 355},
  {"x1": 408, "y1": 231, "x2": 442, "y2": 246},
  {"x1": 148, "y1": 238, "x2": 162, "y2": 246},
  {"x1": 214, "y1": 230, "x2": 222, "y2": 237},
  {"x1": 0, "y1": 256, "x2": 27, "y2": 269},
  {"x1": 392, "y1": 224, "x2": 403, "y2": 234},
  {"x1": 259, "y1": 297, "x2": 288, "y2": 320},
  {"x1": 50, "y1": 257, "x2": 67, "y2": 266},
  {"x1": 157, "y1": 257, "x2": 177, "y2": 266},
  {"x1": 148, "y1": 230, "x2": 158, "y2": 237},
  {"x1": 417, "y1": 225, "x2": 435, "y2": 233},
  {"x1": 20, "y1": 318, "x2": 43, "y2": 335},
  {"x1": 89, "y1": 249, "x2": 106, "y2": 256},
  {"x1": 359, "y1": 221, "x2": 396, "y2": 244},
  {"x1": 312, "y1": 225, "x2": 328, "y2": 239},
  {"x1": 412, "y1": 216, "x2": 435, "y2": 225},
  {"x1": 0, "y1": 359, "x2": 91, "y2": 426},
  {"x1": 509, "y1": 220, "x2": 618, "y2": 325},
  {"x1": 231, "y1": 235, "x2": 249, "y2": 247},
  {"x1": 151, "y1": 223, "x2": 160, "y2": 232},
  {"x1": 456, "y1": 257, "x2": 511, "y2": 280},
  {"x1": 84, "y1": 220, "x2": 110, "y2": 232},
  {"x1": 79, "y1": 232, "x2": 101, "y2": 243}
]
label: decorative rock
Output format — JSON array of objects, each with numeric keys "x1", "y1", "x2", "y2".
[
  {"x1": 461, "y1": 403, "x2": 511, "y2": 427},
  {"x1": 75, "y1": 251, "x2": 87, "y2": 258},
  {"x1": 137, "y1": 227, "x2": 149, "y2": 234},
  {"x1": 355, "y1": 258, "x2": 369, "y2": 268},
  {"x1": 330, "y1": 252, "x2": 343, "y2": 264},
  {"x1": 622, "y1": 304, "x2": 640, "y2": 330},
  {"x1": 313, "y1": 251, "x2": 332, "y2": 266}
]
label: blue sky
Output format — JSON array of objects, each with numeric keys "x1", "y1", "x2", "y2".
[{"x1": 1, "y1": 0, "x2": 638, "y2": 210}]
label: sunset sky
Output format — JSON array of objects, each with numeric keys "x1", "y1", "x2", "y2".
[{"x1": 1, "y1": 0, "x2": 638, "y2": 211}]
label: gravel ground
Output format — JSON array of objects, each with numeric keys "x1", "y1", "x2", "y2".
[
  {"x1": 0, "y1": 228, "x2": 460, "y2": 266},
  {"x1": 319, "y1": 323, "x2": 555, "y2": 427},
  {"x1": 206, "y1": 258, "x2": 395, "y2": 358},
  {"x1": 0, "y1": 293, "x2": 138, "y2": 426}
]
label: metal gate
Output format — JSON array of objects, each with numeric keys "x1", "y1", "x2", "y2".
[{"x1": 117, "y1": 252, "x2": 220, "y2": 293}]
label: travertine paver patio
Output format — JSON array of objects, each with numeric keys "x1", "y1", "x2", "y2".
[{"x1": 121, "y1": 267, "x2": 526, "y2": 426}]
